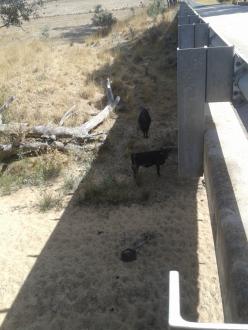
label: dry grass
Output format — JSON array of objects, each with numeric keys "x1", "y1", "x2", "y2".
[
  {"x1": 71, "y1": 7, "x2": 179, "y2": 207},
  {"x1": 62, "y1": 174, "x2": 78, "y2": 193},
  {"x1": 0, "y1": 7, "x2": 175, "y2": 130},
  {"x1": 38, "y1": 191, "x2": 62, "y2": 212},
  {"x1": 0, "y1": 151, "x2": 67, "y2": 195},
  {"x1": 78, "y1": 176, "x2": 150, "y2": 205},
  {"x1": 0, "y1": 6, "x2": 178, "y2": 193},
  {"x1": 0, "y1": 40, "x2": 109, "y2": 126}
]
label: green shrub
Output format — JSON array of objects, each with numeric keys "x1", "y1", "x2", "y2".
[
  {"x1": 0, "y1": 153, "x2": 62, "y2": 195},
  {"x1": 91, "y1": 7, "x2": 117, "y2": 29},
  {"x1": 130, "y1": 7, "x2": 135, "y2": 16},
  {"x1": 0, "y1": 174, "x2": 19, "y2": 195},
  {"x1": 38, "y1": 157, "x2": 62, "y2": 181},
  {"x1": 147, "y1": 0, "x2": 166, "y2": 17},
  {"x1": 78, "y1": 177, "x2": 150, "y2": 205},
  {"x1": 63, "y1": 175, "x2": 78, "y2": 193},
  {"x1": 94, "y1": 4, "x2": 103, "y2": 13},
  {"x1": 38, "y1": 192, "x2": 62, "y2": 212},
  {"x1": 40, "y1": 25, "x2": 50, "y2": 39}
]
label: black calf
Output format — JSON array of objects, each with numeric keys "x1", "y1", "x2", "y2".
[
  {"x1": 131, "y1": 147, "x2": 176, "y2": 178},
  {"x1": 138, "y1": 107, "x2": 151, "y2": 138}
]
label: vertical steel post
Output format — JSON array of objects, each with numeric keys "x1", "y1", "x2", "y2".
[{"x1": 177, "y1": 48, "x2": 207, "y2": 177}]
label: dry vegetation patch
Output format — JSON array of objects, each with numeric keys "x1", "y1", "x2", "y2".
[
  {"x1": 0, "y1": 7, "x2": 177, "y2": 196},
  {"x1": 0, "y1": 41, "x2": 106, "y2": 126}
]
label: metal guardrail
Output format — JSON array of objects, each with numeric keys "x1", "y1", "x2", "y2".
[
  {"x1": 177, "y1": 2, "x2": 234, "y2": 177},
  {"x1": 183, "y1": 1, "x2": 248, "y2": 104},
  {"x1": 178, "y1": 1, "x2": 248, "y2": 178},
  {"x1": 168, "y1": 271, "x2": 248, "y2": 330},
  {"x1": 176, "y1": 2, "x2": 248, "y2": 325}
]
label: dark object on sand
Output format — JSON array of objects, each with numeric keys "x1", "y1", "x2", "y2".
[
  {"x1": 121, "y1": 248, "x2": 137, "y2": 262},
  {"x1": 120, "y1": 232, "x2": 154, "y2": 262},
  {"x1": 138, "y1": 106, "x2": 151, "y2": 138}
]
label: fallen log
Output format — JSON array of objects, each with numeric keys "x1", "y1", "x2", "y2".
[
  {"x1": 0, "y1": 132, "x2": 107, "y2": 161},
  {"x1": 0, "y1": 141, "x2": 50, "y2": 161},
  {"x1": 0, "y1": 141, "x2": 83, "y2": 161},
  {"x1": 0, "y1": 81, "x2": 120, "y2": 140},
  {"x1": 80, "y1": 96, "x2": 120, "y2": 134},
  {"x1": 0, "y1": 99, "x2": 119, "y2": 139},
  {"x1": 0, "y1": 79, "x2": 119, "y2": 161}
]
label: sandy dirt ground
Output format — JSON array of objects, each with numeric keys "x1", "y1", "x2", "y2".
[
  {"x1": 0, "y1": 162, "x2": 224, "y2": 329},
  {"x1": 41, "y1": 0, "x2": 150, "y2": 16},
  {"x1": 0, "y1": 3, "x2": 224, "y2": 330}
]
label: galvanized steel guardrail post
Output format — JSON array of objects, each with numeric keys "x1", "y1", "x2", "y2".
[{"x1": 177, "y1": 2, "x2": 233, "y2": 177}]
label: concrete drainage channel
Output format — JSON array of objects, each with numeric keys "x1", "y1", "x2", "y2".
[{"x1": 171, "y1": 1, "x2": 248, "y2": 327}]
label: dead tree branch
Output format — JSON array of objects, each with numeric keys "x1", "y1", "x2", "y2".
[
  {"x1": 0, "y1": 97, "x2": 120, "y2": 139},
  {"x1": 0, "y1": 132, "x2": 107, "y2": 161},
  {"x1": 0, "y1": 80, "x2": 119, "y2": 139},
  {"x1": 0, "y1": 96, "x2": 16, "y2": 124},
  {"x1": 0, "y1": 79, "x2": 119, "y2": 161},
  {"x1": 59, "y1": 105, "x2": 77, "y2": 126}
]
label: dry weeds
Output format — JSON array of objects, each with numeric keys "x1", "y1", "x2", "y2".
[
  {"x1": 0, "y1": 6, "x2": 177, "y2": 189},
  {"x1": 0, "y1": 40, "x2": 106, "y2": 126}
]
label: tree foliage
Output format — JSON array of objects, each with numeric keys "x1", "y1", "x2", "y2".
[
  {"x1": 91, "y1": 4, "x2": 116, "y2": 29},
  {"x1": 147, "y1": 0, "x2": 166, "y2": 17},
  {"x1": 0, "y1": 0, "x2": 43, "y2": 28}
]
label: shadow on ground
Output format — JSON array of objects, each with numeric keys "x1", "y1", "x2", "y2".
[
  {"x1": 1, "y1": 12, "x2": 202, "y2": 330},
  {"x1": 53, "y1": 23, "x2": 98, "y2": 43}
]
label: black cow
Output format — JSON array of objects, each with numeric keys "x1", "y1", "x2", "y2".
[
  {"x1": 138, "y1": 107, "x2": 151, "y2": 138},
  {"x1": 131, "y1": 147, "x2": 176, "y2": 178}
]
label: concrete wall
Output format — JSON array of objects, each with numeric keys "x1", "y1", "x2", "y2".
[
  {"x1": 204, "y1": 102, "x2": 248, "y2": 322},
  {"x1": 178, "y1": 3, "x2": 248, "y2": 322}
]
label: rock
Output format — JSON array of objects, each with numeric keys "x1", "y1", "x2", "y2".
[{"x1": 121, "y1": 248, "x2": 137, "y2": 262}]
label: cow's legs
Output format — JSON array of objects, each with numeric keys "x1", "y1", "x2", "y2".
[
  {"x1": 156, "y1": 164, "x2": 160, "y2": 176},
  {"x1": 132, "y1": 164, "x2": 139, "y2": 179}
]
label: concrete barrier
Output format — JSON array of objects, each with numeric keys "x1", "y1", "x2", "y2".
[
  {"x1": 176, "y1": 1, "x2": 248, "y2": 324},
  {"x1": 204, "y1": 102, "x2": 248, "y2": 322}
]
